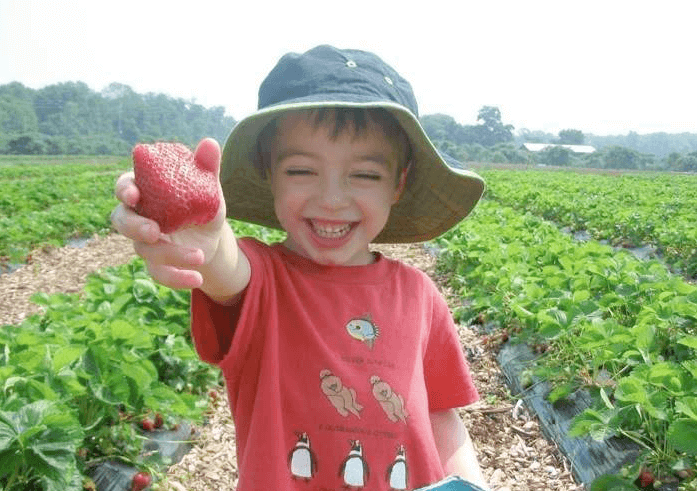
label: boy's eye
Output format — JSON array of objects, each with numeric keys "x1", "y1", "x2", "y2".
[
  {"x1": 352, "y1": 173, "x2": 382, "y2": 181},
  {"x1": 285, "y1": 168, "x2": 314, "y2": 176}
]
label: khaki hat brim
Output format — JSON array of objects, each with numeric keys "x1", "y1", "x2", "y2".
[{"x1": 220, "y1": 100, "x2": 485, "y2": 244}]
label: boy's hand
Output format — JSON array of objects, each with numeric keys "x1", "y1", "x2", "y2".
[{"x1": 111, "y1": 138, "x2": 227, "y2": 290}]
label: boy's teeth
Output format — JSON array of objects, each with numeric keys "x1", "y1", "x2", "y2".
[{"x1": 312, "y1": 221, "x2": 351, "y2": 238}]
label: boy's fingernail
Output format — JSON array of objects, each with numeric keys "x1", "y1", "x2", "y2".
[{"x1": 140, "y1": 224, "x2": 153, "y2": 238}]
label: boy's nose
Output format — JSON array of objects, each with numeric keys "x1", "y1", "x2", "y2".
[{"x1": 318, "y1": 176, "x2": 350, "y2": 209}]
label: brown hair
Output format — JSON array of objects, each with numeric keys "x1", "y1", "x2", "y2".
[{"x1": 253, "y1": 107, "x2": 414, "y2": 187}]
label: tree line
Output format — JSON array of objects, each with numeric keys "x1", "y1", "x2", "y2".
[
  {"x1": 1, "y1": 80, "x2": 695, "y2": 171},
  {"x1": 0, "y1": 81, "x2": 235, "y2": 155},
  {"x1": 423, "y1": 112, "x2": 697, "y2": 172}
]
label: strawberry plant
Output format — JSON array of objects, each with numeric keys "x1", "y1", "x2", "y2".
[
  {"x1": 480, "y1": 169, "x2": 697, "y2": 278},
  {"x1": 0, "y1": 258, "x2": 220, "y2": 489},
  {"x1": 0, "y1": 158, "x2": 128, "y2": 263},
  {"x1": 0, "y1": 401, "x2": 84, "y2": 491},
  {"x1": 435, "y1": 199, "x2": 697, "y2": 486}
]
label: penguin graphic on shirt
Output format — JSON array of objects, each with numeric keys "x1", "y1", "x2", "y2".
[
  {"x1": 339, "y1": 440, "x2": 369, "y2": 488},
  {"x1": 288, "y1": 432, "x2": 317, "y2": 481},
  {"x1": 386, "y1": 444, "x2": 408, "y2": 490}
]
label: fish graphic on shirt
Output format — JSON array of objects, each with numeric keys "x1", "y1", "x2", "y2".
[{"x1": 346, "y1": 316, "x2": 380, "y2": 349}]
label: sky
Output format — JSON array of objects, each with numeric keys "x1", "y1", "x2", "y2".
[{"x1": 1, "y1": 0, "x2": 695, "y2": 137}]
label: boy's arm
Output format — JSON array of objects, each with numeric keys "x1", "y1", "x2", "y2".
[
  {"x1": 195, "y1": 221, "x2": 251, "y2": 305},
  {"x1": 430, "y1": 408, "x2": 490, "y2": 490}
]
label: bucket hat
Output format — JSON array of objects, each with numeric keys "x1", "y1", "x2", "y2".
[{"x1": 220, "y1": 45, "x2": 485, "y2": 243}]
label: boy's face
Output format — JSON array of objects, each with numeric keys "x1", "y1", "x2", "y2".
[{"x1": 269, "y1": 112, "x2": 406, "y2": 266}]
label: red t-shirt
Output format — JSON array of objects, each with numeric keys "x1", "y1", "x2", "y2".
[{"x1": 191, "y1": 238, "x2": 478, "y2": 490}]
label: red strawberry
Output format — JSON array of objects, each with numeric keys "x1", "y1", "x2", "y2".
[
  {"x1": 638, "y1": 469, "x2": 654, "y2": 488},
  {"x1": 133, "y1": 142, "x2": 219, "y2": 233},
  {"x1": 154, "y1": 413, "x2": 164, "y2": 429},
  {"x1": 140, "y1": 418, "x2": 155, "y2": 432},
  {"x1": 131, "y1": 471, "x2": 152, "y2": 491}
]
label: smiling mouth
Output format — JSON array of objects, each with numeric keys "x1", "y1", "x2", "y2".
[{"x1": 309, "y1": 220, "x2": 354, "y2": 239}]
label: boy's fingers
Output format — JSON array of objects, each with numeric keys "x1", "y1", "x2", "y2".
[
  {"x1": 194, "y1": 138, "x2": 221, "y2": 175},
  {"x1": 146, "y1": 262, "x2": 204, "y2": 290},
  {"x1": 133, "y1": 240, "x2": 204, "y2": 269},
  {"x1": 114, "y1": 171, "x2": 139, "y2": 208},
  {"x1": 111, "y1": 204, "x2": 161, "y2": 243}
]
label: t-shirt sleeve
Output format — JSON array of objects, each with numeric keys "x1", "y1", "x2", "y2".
[
  {"x1": 190, "y1": 288, "x2": 245, "y2": 365},
  {"x1": 423, "y1": 286, "x2": 479, "y2": 411},
  {"x1": 190, "y1": 238, "x2": 258, "y2": 365}
]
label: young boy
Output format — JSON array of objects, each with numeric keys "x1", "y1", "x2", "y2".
[{"x1": 112, "y1": 45, "x2": 488, "y2": 490}]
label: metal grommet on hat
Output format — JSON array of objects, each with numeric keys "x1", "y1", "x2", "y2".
[{"x1": 221, "y1": 45, "x2": 485, "y2": 243}]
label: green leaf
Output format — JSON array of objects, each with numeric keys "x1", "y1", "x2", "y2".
[
  {"x1": 600, "y1": 387, "x2": 615, "y2": 410},
  {"x1": 631, "y1": 323, "x2": 655, "y2": 351},
  {"x1": 0, "y1": 401, "x2": 82, "y2": 489},
  {"x1": 615, "y1": 377, "x2": 648, "y2": 404},
  {"x1": 120, "y1": 360, "x2": 155, "y2": 393},
  {"x1": 682, "y1": 360, "x2": 697, "y2": 378},
  {"x1": 52, "y1": 345, "x2": 86, "y2": 371},
  {"x1": 569, "y1": 408, "x2": 615, "y2": 440},
  {"x1": 511, "y1": 302, "x2": 534, "y2": 318},
  {"x1": 678, "y1": 335, "x2": 697, "y2": 350},
  {"x1": 676, "y1": 397, "x2": 697, "y2": 421},
  {"x1": 0, "y1": 414, "x2": 18, "y2": 450},
  {"x1": 667, "y1": 419, "x2": 697, "y2": 455},
  {"x1": 590, "y1": 473, "x2": 639, "y2": 490},
  {"x1": 548, "y1": 383, "x2": 573, "y2": 403},
  {"x1": 573, "y1": 289, "x2": 591, "y2": 302},
  {"x1": 133, "y1": 278, "x2": 158, "y2": 303},
  {"x1": 648, "y1": 362, "x2": 684, "y2": 393},
  {"x1": 109, "y1": 319, "x2": 137, "y2": 340}
]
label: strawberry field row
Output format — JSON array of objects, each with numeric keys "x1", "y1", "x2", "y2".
[
  {"x1": 0, "y1": 157, "x2": 127, "y2": 181},
  {"x1": 480, "y1": 169, "x2": 697, "y2": 277},
  {"x1": 435, "y1": 200, "x2": 697, "y2": 488},
  {"x1": 0, "y1": 160, "x2": 129, "y2": 263},
  {"x1": 0, "y1": 258, "x2": 222, "y2": 490},
  {"x1": 0, "y1": 172, "x2": 123, "y2": 215}
]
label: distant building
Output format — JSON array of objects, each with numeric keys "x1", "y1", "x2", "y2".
[{"x1": 522, "y1": 143, "x2": 597, "y2": 154}]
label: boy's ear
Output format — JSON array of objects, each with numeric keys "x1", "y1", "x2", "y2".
[{"x1": 392, "y1": 161, "x2": 411, "y2": 204}]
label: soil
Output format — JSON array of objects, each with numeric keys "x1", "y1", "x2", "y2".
[{"x1": 0, "y1": 234, "x2": 585, "y2": 491}]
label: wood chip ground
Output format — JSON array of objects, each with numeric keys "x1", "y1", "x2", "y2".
[{"x1": 0, "y1": 234, "x2": 584, "y2": 490}]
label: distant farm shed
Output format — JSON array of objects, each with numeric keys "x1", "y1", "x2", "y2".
[{"x1": 522, "y1": 143, "x2": 597, "y2": 154}]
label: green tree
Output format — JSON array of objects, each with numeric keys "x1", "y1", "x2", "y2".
[
  {"x1": 0, "y1": 96, "x2": 38, "y2": 133},
  {"x1": 0, "y1": 80, "x2": 237, "y2": 155},
  {"x1": 538, "y1": 146, "x2": 572, "y2": 166},
  {"x1": 558, "y1": 129, "x2": 584, "y2": 145},
  {"x1": 678, "y1": 152, "x2": 697, "y2": 171},
  {"x1": 7, "y1": 134, "x2": 46, "y2": 154},
  {"x1": 422, "y1": 114, "x2": 467, "y2": 146},
  {"x1": 475, "y1": 106, "x2": 514, "y2": 147},
  {"x1": 602, "y1": 146, "x2": 641, "y2": 169}
]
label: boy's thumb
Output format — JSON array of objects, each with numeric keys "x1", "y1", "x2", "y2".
[{"x1": 194, "y1": 138, "x2": 222, "y2": 175}]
